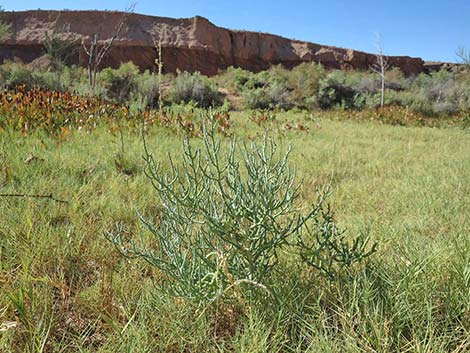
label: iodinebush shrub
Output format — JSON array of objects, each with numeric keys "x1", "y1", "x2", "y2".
[{"x1": 107, "y1": 113, "x2": 376, "y2": 306}]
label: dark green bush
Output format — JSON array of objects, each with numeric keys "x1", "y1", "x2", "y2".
[{"x1": 317, "y1": 75, "x2": 361, "y2": 109}]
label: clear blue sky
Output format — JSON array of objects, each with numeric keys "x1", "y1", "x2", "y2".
[{"x1": 3, "y1": 0, "x2": 469, "y2": 62}]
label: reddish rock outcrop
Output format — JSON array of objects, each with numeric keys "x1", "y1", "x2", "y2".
[
  {"x1": 423, "y1": 61, "x2": 463, "y2": 73},
  {"x1": 0, "y1": 10, "x2": 431, "y2": 75}
]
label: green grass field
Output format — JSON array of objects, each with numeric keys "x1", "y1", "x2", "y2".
[{"x1": 1, "y1": 112, "x2": 470, "y2": 352}]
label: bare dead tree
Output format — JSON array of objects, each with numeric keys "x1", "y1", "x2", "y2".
[
  {"x1": 82, "y1": 3, "x2": 136, "y2": 88},
  {"x1": 370, "y1": 34, "x2": 391, "y2": 108},
  {"x1": 456, "y1": 46, "x2": 470, "y2": 68}
]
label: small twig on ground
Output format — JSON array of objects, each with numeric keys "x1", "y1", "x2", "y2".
[{"x1": 0, "y1": 193, "x2": 68, "y2": 204}]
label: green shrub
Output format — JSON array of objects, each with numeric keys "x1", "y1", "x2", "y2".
[
  {"x1": 288, "y1": 62, "x2": 326, "y2": 109},
  {"x1": 385, "y1": 67, "x2": 408, "y2": 89},
  {"x1": 314, "y1": 68, "x2": 414, "y2": 110},
  {"x1": 239, "y1": 67, "x2": 293, "y2": 110},
  {"x1": 317, "y1": 75, "x2": 360, "y2": 109},
  {"x1": 133, "y1": 70, "x2": 160, "y2": 108},
  {"x1": 218, "y1": 65, "x2": 295, "y2": 110},
  {"x1": 414, "y1": 70, "x2": 455, "y2": 103},
  {"x1": 242, "y1": 87, "x2": 271, "y2": 110},
  {"x1": 98, "y1": 62, "x2": 161, "y2": 108},
  {"x1": 213, "y1": 66, "x2": 253, "y2": 93},
  {"x1": 0, "y1": 62, "x2": 57, "y2": 90},
  {"x1": 242, "y1": 83, "x2": 292, "y2": 110},
  {"x1": 0, "y1": 62, "x2": 36, "y2": 88},
  {"x1": 107, "y1": 114, "x2": 376, "y2": 306},
  {"x1": 100, "y1": 62, "x2": 140, "y2": 103},
  {"x1": 386, "y1": 69, "x2": 470, "y2": 116},
  {"x1": 0, "y1": 62, "x2": 88, "y2": 93},
  {"x1": 32, "y1": 69, "x2": 64, "y2": 91},
  {"x1": 169, "y1": 71, "x2": 222, "y2": 108}
]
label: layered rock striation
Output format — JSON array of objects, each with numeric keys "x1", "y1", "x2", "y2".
[{"x1": 0, "y1": 10, "x2": 447, "y2": 75}]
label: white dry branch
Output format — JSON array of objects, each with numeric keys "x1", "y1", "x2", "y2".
[
  {"x1": 370, "y1": 34, "x2": 391, "y2": 107},
  {"x1": 0, "y1": 321, "x2": 18, "y2": 332},
  {"x1": 456, "y1": 46, "x2": 470, "y2": 68}
]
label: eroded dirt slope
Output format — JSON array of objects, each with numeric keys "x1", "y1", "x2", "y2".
[{"x1": 0, "y1": 10, "x2": 434, "y2": 75}]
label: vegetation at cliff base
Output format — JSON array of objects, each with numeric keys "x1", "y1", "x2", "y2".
[{"x1": 1, "y1": 60, "x2": 470, "y2": 124}]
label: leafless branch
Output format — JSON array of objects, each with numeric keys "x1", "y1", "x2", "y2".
[
  {"x1": 456, "y1": 46, "x2": 470, "y2": 67},
  {"x1": 370, "y1": 33, "x2": 390, "y2": 107},
  {"x1": 0, "y1": 193, "x2": 68, "y2": 204}
]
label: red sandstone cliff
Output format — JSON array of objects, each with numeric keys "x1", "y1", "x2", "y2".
[{"x1": 0, "y1": 10, "x2": 433, "y2": 75}]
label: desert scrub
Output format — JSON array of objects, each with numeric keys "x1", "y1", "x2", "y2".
[
  {"x1": 100, "y1": 62, "x2": 160, "y2": 108},
  {"x1": 169, "y1": 71, "x2": 223, "y2": 108},
  {"x1": 107, "y1": 113, "x2": 375, "y2": 306}
]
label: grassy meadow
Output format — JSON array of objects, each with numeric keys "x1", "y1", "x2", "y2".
[{"x1": 1, "y1": 111, "x2": 470, "y2": 352}]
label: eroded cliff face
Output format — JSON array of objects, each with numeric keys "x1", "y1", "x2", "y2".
[{"x1": 0, "y1": 10, "x2": 429, "y2": 75}]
